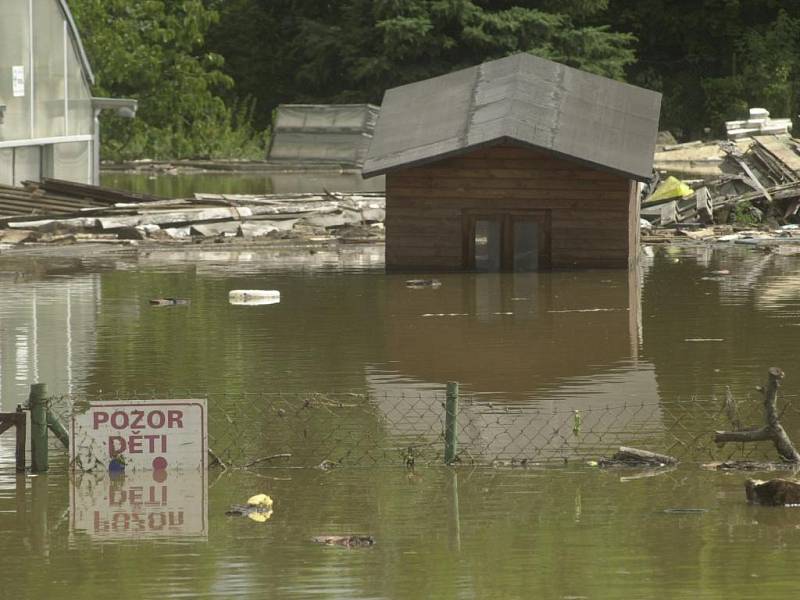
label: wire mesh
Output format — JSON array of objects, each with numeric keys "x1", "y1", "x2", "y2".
[{"x1": 39, "y1": 388, "x2": 800, "y2": 468}]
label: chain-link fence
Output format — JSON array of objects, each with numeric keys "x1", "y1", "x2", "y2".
[{"x1": 37, "y1": 385, "x2": 800, "y2": 469}]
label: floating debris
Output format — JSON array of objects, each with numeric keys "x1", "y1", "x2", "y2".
[
  {"x1": 311, "y1": 535, "x2": 376, "y2": 548},
  {"x1": 662, "y1": 508, "x2": 708, "y2": 514},
  {"x1": 746, "y1": 479, "x2": 800, "y2": 506},
  {"x1": 684, "y1": 338, "x2": 724, "y2": 342},
  {"x1": 405, "y1": 279, "x2": 442, "y2": 289},
  {"x1": 149, "y1": 298, "x2": 189, "y2": 307},
  {"x1": 0, "y1": 178, "x2": 386, "y2": 245},
  {"x1": 225, "y1": 493, "x2": 274, "y2": 522},
  {"x1": 229, "y1": 289, "x2": 281, "y2": 306},
  {"x1": 548, "y1": 308, "x2": 627, "y2": 314},
  {"x1": 599, "y1": 446, "x2": 678, "y2": 468}
]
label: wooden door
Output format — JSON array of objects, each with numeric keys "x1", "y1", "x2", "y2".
[{"x1": 464, "y1": 211, "x2": 551, "y2": 271}]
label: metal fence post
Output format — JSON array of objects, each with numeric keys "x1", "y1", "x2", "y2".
[
  {"x1": 445, "y1": 381, "x2": 459, "y2": 464},
  {"x1": 29, "y1": 383, "x2": 48, "y2": 473}
]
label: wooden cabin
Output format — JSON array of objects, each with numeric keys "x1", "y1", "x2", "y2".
[{"x1": 362, "y1": 53, "x2": 662, "y2": 271}]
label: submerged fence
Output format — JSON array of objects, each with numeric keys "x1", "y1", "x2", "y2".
[{"x1": 34, "y1": 383, "x2": 800, "y2": 469}]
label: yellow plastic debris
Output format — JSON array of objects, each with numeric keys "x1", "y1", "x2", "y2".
[
  {"x1": 648, "y1": 176, "x2": 693, "y2": 203},
  {"x1": 247, "y1": 494, "x2": 273, "y2": 509},
  {"x1": 247, "y1": 509, "x2": 273, "y2": 523}
]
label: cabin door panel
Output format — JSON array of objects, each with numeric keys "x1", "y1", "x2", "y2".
[{"x1": 465, "y1": 212, "x2": 550, "y2": 271}]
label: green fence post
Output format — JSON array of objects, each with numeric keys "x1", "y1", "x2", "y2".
[
  {"x1": 29, "y1": 383, "x2": 48, "y2": 473},
  {"x1": 46, "y1": 410, "x2": 69, "y2": 449},
  {"x1": 15, "y1": 405, "x2": 26, "y2": 472},
  {"x1": 444, "y1": 381, "x2": 459, "y2": 465}
]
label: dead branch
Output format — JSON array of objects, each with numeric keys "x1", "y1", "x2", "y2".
[
  {"x1": 722, "y1": 385, "x2": 741, "y2": 431},
  {"x1": 714, "y1": 367, "x2": 800, "y2": 462},
  {"x1": 242, "y1": 453, "x2": 292, "y2": 469},
  {"x1": 208, "y1": 447, "x2": 228, "y2": 471}
]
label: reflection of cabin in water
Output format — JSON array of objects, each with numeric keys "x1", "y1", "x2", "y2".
[
  {"x1": 367, "y1": 268, "x2": 659, "y2": 461},
  {"x1": 362, "y1": 53, "x2": 662, "y2": 271},
  {"x1": 267, "y1": 104, "x2": 379, "y2": 168}
]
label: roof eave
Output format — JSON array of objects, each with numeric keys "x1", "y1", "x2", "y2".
[{"x1": 362, "y1": 136, "x2": 655, "y2": 182}]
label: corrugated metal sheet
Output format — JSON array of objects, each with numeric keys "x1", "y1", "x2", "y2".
[{"x1": 362, "y1": 53, "x2": 662, "y2": 181}]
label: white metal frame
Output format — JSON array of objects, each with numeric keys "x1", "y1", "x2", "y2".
[{"x1": 0, "y1": 135, "x2": 93, "y2": 149}]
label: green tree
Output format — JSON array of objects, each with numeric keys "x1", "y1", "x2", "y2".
[
  {"x1": 70, "y1": 0, "x2": 264, "y2": 160},
  {"x1": 609, "y1": 1, "x2": 800, "y2": 139},
  {"x1": 210, "y1": 0, "x2": 635, "y2": 128}
]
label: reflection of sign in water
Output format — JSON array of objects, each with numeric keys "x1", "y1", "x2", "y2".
[
  {"x1": 70, "y1": 400, "x2": 207, "y2": 472},
  {"x1": 70, "y1": 470, "x2": 207, "y2": 539}
]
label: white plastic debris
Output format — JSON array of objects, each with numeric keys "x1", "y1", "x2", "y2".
[{"x1": 229, "y1": 289, "x2": 281, "y2": 306}]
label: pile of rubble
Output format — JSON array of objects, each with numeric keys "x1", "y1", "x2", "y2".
[
  {"x1": 646, "y1": 132, "x2": 800, "y2": 228},
  {"x1": 0, "y1": 179, "x2": 386, "y2": 248}
]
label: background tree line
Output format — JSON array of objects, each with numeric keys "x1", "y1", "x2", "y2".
[{"x1": 69, "y1": 0, "x2": 800, "y2": 161}]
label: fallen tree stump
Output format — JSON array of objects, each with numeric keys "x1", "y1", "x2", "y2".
[
  {"x1": 599, "y1": 446, "x2": 678, "y2": 468},
  {"x1": 745, "y1": 479, "x2": 800, "y2": 506},
  {"x1": 714, "y1": 367, "x2": 800, "y2": 463}
]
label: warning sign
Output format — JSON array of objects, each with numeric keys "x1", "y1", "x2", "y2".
[
  {"x1": 70, "y1": 470, "x2": 207, "y2": 539},
  {"x1": 70, "y1": 400, "x2": 207, "y2": 472}
]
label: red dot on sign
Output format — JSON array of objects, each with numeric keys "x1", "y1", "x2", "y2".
[{"x1": 152, "y1": 456, "x2": 168, "y2": 470}]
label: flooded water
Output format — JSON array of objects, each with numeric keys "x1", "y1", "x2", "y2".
[
  {"x1": 100, "y1": 170, "x2": 385, "y2": 198},
  {"x1": 2, "y1": 241, "x2": 800, "y2": 598}
]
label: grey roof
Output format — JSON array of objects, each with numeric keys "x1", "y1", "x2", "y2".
[
  {"x1": 362, "y1": 53, "x2": 662, "y2": 181},
  {"x1": 59, "y1": 0, "x2": 95, "y2": 85}
]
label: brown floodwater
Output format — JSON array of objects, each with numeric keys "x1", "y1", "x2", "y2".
[
  {"x1": 1, "y1": 240, "x2": 800, "y2": 598},
  {"x1": 100, "y1": 170, "x2": 385, "y2": 198}
]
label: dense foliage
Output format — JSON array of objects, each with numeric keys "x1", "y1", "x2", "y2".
[
  {"x1": 610, "y1": 0, "x2": 800, "y2": 140},
  {"x1": 208, "y1": 0, "x2": 636, "y2": 131},
  {"x1": 70, "y1": 0, "x2": 800, "y2": 159},
  {"x1": 70, "y1": 0, "x2": 264, "y2": 160}
]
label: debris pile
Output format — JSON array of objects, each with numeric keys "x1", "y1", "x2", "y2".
[
  {"x1": 726, "y1": 107, "x2": 792, "y2": 140},
  {"x1": 645, "y1": 132, "x2": 800, "y2": 229},
  {"x1": 642, "y1": 135, "x2": 800, "y2": 227},
  {"x1": 0, "y1": 178, "x2": 386, "y2": 247}
]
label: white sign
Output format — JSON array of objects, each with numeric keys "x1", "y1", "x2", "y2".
[
  {"x1": 12, "y1": 66, "x2": 24, "y2": 97},
  {"x1": 70, "y1": 399, "x2": 207, "y2": 472},
  {"x1": 70, "y1": 470, "x2": 208, "y2": 539}
]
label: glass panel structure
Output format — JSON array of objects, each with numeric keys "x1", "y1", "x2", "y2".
[
  {"x1": 513, "y1": 220, "x2": 539, "y2": 271},
  {"x1": 0, "y1": 0, "x2": 97, "y2": 186},
  {"x1": 474, "y1": 219, "x2": 502, "y2": 272},
  {"x1": 66, "y1": 38, "x2": 93, "y2": 135},
  {"x1": 0, "y1": 149, "x2": 13, "y2": 186},
  {"x1": 33, "y1": 0, "x2": 66, "y2": 138},
  {"x1": 13, "y1": 146, "x2": 41, "y2": 185},
  {"x1": 0, "y1": 0, "x2": 32, "y2": 141},
  {"x1": 51, "y1": 141, "x2": 91, "y2": 183}
]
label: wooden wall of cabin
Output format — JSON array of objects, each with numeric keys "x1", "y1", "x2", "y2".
[{"x1": 384, "y1": 143, "x2": 636, "y2": 270}]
